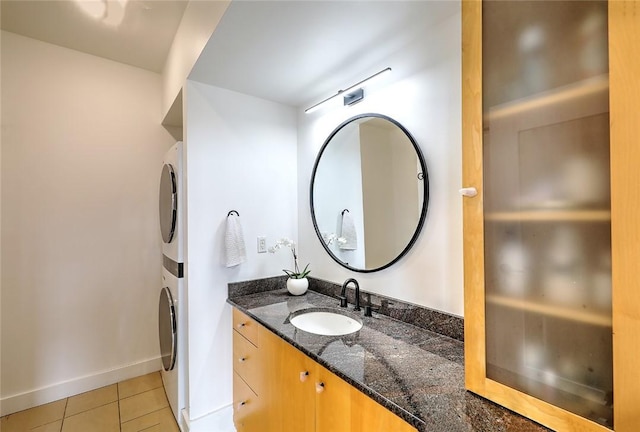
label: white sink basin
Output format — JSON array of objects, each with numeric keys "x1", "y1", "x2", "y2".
[{"x1": 290, "y1": 310, "x2": 363, "y2": 336}]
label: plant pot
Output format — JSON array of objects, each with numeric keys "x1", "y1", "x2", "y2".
[{"x1": 287, "y1": 277, "x2": 308, "y2": 296}]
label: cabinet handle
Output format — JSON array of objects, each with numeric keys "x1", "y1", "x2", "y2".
[
  {"x1": 237, "y1": 401, "x2": 247, "y2": 409},
  {"x1": 459, "y1": 187, "x2": 478, "y2": 197},
  {"x1": 238, "y1": 322, "x2": 246, "y2": 328},
  {"x1": 300, "y1": 371, "x2": 309, "y2": 382},
  {"x1": 315, "y1": 382, "x2": 325, "y2": 394},
  {"x1": 239, "y1": 357, "x2": 246, "y2": 363}
]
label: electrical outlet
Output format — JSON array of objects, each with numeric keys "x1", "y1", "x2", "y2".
[{"x1": 257, "y1": 236, "x2": 267, "y2": 253}]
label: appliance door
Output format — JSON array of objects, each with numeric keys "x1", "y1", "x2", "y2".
[
  {"x1": 159, "y1": 164, "x2": 177, "y2": 244},
  {"x1": 158, "y1": 286, "x2": 177, "y2": 371}
]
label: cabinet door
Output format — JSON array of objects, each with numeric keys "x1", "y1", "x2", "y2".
[
  {"x1": 257, "y1": 326, "x2": 288, "y2": 432},
  {"x1": 277, "y1": 338, "x2": 316, "y2": 431},
  {"x1": 462, "y1": 1, "x2": 640, "y2": 431},
  {"x1": 464, "y1": 0, "x2": 612, "y2": 429},
  {"x1": 315, "y1": 363, "x2": 352, "y2": 432},
  {"x1": 349, "y1": 387, "x2": 416, "y2": 432},
  {"x1": 261, "y1": 327, "x2": 316, "y2": 432},
  {"x1": 315, "y1": 364, "x2": 417, "y2": 432}
]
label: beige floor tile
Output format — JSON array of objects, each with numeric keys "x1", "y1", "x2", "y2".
[
  {"x1": 65, "y1": 384, "x2": 118, "y2": 417},
  {"x1": 119, "y1": 387, "x2": 169, "y2": 423},
  {"x1": 118, "y1": 372, "x2": 163, "y2": 399},
  {"x1": 121, "y1": 407, "x2": 179, "y2": 432},
  {"x1": 31, "y1": 420, "x2": 63, "y2": 431},
  {"x1": 60, "y1": 402, "x2": 119, "y2": 432},
  {"x1": 0, "y1": 399, "x2": 66, "y2": 431}
]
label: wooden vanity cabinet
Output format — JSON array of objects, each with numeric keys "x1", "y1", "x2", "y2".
[
  {"x1": 232, "y1": 308, "x2": 417, "y2": 432},
  {"x1": 462, "y1": 1, "x2": 640, "y2": 431},
  {"x1": 232, "y1": 308, "x2": 267, "y2": 432}
]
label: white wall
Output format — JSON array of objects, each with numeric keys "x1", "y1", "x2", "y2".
[
  {"x1": 0, "y1": 31, "x2": 175, "y2": 415},
  {"x1": 297, "y1": 11, "x2": 464, "y2": 316},
  {"x1": 162, "y1": 0, "x2": 230, "y2": 120},
  {"x1": 183, "y1": 80, "x2": 297, "y2": 425}
]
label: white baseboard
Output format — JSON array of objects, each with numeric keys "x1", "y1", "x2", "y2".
[
  {"x1": 188, "y1": 404, "x2": 236, "y2": 432},
  {"x1": 1, "y1": 356, "x2": 162, "y2": 416},
  {"x1": 180, "y1": 408, "x2": 191, "y2": 432}
]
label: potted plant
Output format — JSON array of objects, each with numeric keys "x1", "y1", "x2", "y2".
[{"x1": 269, "y1": 238, "x2": 310, "y2": 295}]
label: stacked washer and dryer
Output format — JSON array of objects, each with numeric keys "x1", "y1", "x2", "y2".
[{"x1": 158, "y1": 142, "x2": 187, "y2": 428}]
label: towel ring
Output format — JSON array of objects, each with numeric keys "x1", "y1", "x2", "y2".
[
  {"x1": 341, "y1": 209, "x2": 349, "y2": 215},
  {"x1": 227, "y1": 210, "x2": 240, "y2": 217}
]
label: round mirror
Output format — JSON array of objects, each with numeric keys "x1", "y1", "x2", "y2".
[{"x1": 310, "y1": 113, "x2": 429, "y2": 272}]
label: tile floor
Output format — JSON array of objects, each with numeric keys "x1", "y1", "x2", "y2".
[{"x1": 0, "y1": 372, "x2": 180, "y2": 432}]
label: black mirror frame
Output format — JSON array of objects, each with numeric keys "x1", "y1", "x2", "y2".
[{"x1": 309, "y1": 113, "x2": 430, "y2": 273}]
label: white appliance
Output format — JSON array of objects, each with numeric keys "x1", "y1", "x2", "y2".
[
  {"x1": 159, "y1": 268, "x2": 186, "y2": 426},
  {"x1": 159, "y1": 142, "x2": 184, "y2": 264},
  {"x1": 158, "y1": 142, "x2": 186, "y2": 427}
]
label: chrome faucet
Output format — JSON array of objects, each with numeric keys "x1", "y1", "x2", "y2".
[{"x1": 339, "y1": 278, "x2": 361, "y2": 311}]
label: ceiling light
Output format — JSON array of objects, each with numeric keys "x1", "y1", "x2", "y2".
[
  {"x1": 74, "y1": 0, "x2": 128, "y2": 27},
  {"x1": 305, "y1": 67, "x2": 392, "y2": 114},
  {"x1": 103, "y1": 0, "x2": 128, "y2": 27},
  {"x1": 75, "y1": 0, "x2": 107, "y2": 20}
]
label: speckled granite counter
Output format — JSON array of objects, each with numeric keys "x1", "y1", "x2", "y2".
[{"x1": 228, "y1": 283, "x2": 549, "y2": 432}]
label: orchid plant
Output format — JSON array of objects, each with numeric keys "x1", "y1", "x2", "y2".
[
  {"x1": 268, "y1": 238, "x2": 310, "y2": 279},
  {"x1": 323, "y1": 233, "x2": 348, "y2": 247}
]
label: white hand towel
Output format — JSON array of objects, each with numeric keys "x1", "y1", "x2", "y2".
[
  {"x1": 225, "y1": 214, "x2": 246, "y2": 267},
  {"x1": 339, "y1": 211, "x2": 357, "y2": 250}
]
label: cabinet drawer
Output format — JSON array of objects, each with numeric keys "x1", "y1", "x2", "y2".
[
  {"x1": 233, "y1": 308, "x2": 260, "y2": 346},
  {"x1": 233, "y1": 372, "x2": 261, "y2": 432},
  {"x1": 233, "y1": 330, "x2": 262, "y2": 393}
]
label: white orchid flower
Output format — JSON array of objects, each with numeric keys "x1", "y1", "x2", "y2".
[{"x1": 268, "y1": 237, "x2": 310, "y2": 279}]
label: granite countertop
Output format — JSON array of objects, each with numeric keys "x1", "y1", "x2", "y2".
[{"x1": 228, "y1": 287, "x2": 548, "y2": 432}]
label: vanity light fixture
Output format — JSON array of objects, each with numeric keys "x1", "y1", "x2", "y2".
[{"x1": 304, "y1": 67, "x2": 392, "y2": 114}]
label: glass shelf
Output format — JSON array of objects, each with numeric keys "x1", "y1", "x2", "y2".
[
  {"x1": 486, "y1": 294, "x2": 612, "y2": 327},
  {"x1": 485, "y1": 210, "x2": 611, "y2": 222},
  {"x1": 485, "y1": 75, "x2": 609, "y2": 123},
  {"x1": 487, "y1": 365, "x2": 613, "y2": 429}
]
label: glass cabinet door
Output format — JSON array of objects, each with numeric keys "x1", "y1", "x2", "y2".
[{"x1": 481, "y1": 0, "x2": 612, "y2": 427}]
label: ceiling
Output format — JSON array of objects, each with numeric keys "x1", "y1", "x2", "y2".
[
  {"x1": 0, "y1": 0, "x2": 188, "y2": 73},
  {"x1": 0, "y1": 0, "x2": 459, "y2": 108},
  {"x1": 189, "y1": 1, "x2": 459, "y2": 109}
]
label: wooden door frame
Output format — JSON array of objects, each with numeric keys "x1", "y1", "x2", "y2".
[{"x1": 462, "y1": 1, "x2": 640, "y2": 430}]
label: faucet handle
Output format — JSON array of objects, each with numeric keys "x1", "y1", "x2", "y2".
[
  {"x1": 364, "y1": 304, "x2": 380, "y2": 317},
  {"x1": 337, "y1": 295, "x2": 348, "y2": 308}
]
